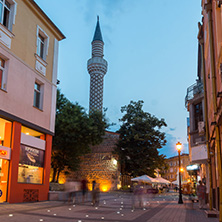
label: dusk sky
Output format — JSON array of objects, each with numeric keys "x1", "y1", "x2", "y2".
[{"x1": 35, "y1": 0, "x2": 202, "y2": 158}]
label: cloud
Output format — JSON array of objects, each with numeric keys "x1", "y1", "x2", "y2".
[
  {"x1": 81, "y1": 0, "x2": 127, "y2": 23},
  {"x1": 159, "y1": 133, "x2": 189, "y2": 158}
]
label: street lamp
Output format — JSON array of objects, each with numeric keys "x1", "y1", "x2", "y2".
[{"x1": 176, "y1": 142, "x2": 183, "y2": 204}]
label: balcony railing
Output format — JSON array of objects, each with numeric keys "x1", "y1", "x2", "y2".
[{"x1": 185, "y1": 80, "x2": 203, "y2": 108}]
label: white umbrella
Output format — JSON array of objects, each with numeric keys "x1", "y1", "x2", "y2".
[
  {"x1": 172, "y1": 178, "x2": 179, "y2": 185},
  {"x1": 131, "y1": 175, "x2": 157, "y2": 183},
  {"x1": 155, "y1": 177, "x2": 171, "y2": 184}
]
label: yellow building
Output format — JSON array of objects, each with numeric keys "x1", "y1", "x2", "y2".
[
  {"x1": 163, "y1": 154, "x2": 190, "y2": 183},
  {"x1": 0, "y1": 0, "x2": 65, "y2": 203}
]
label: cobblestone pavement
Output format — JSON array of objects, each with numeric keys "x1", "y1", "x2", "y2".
[{"x1": 0, "y1": 192, "x2": 219, "y2": 222}]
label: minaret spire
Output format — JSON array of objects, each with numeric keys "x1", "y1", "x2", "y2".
[
  {"x1": 93, "y1": 16, "x2": 103, "y2": 42},
  {"x1": 87, "y1": 17, "x2": 108, "y2": 113}
]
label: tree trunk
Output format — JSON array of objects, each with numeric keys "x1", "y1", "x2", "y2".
[
  {"x1": 51, "y1": 168, "x2": 57, "y2": 182},
  {"x1": 56, "y1": 170, "x2": 61, "y2": 183}
]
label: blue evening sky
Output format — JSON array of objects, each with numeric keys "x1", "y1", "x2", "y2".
[{"x1": 35, "y1": 0, "x2": 202, "y2": 158}]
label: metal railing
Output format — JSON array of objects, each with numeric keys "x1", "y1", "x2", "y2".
[{"x1": 185, "y1": 80, "x2": 203, "y2": 108}]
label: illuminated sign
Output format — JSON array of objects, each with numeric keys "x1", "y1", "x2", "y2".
[
  {"x1": 19, "y1": 145, "x2": 44, "y2": 167},
  {"x1": 186, "y1": 164, "x2": 199, "y2": 171},
  {"x1": 0, "y1": 150, "x2": 7, "y2": 156}
]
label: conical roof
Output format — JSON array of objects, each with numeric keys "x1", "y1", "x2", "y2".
[{"x1": 93, "y1": 16, "x2": 103, "y2": 42}]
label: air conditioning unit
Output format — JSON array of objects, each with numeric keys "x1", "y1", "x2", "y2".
[{"x1": 198, "y1": 121, "x2": 205, "y2": 135}]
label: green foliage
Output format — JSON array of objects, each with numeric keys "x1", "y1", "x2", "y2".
[
  {"x1": 114, "y1": 100, "x2": 167, "y2": 177},
  {"x1": 51, "y1": 89, "x2": 108, "y2": 182}
]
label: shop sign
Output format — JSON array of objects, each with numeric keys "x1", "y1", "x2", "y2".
[
  {"x1": 0, "y1": 150, "x2": 7, "y2": 156},
  {"x1": 0, "y1": 146, "x2": 11, "y2": 160},
  {"x1": 19, "y1": 145, "x2": 44, "y2": 167},
  {"x1": 186, "y1": 164, "x2": 199, "y2": 171},
  {"x1": 0, "y1": 190, "x2": 2, "y2": 197}
]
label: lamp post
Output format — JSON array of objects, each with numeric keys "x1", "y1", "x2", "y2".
[{"x1": 176, "y1": 142, "x2": 183, "y2": 204}]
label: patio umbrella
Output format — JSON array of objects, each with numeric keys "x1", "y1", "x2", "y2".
[
  {"x1": 172, "y1": 179, "x2": 179, "y2": 185},
  {"x1": 155, "y1": 177, "x2": 171, "y2": 184},
  {"x1": 131, "y1": 175, "x2": 158, "y2": 183}
]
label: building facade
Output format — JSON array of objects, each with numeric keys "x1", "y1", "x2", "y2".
[
  {"x1": 0, "y1": 0, "x2": 64, "y2": 203},
  {"x1": 163, "y1": 154, "x2": 190, "y2": 183},
  {"x1": 185, "y1": 43, "x2": 209, "y2": 194},
  {"x1": 185, "y1": 0, "x2": 222, "y2": 216}
]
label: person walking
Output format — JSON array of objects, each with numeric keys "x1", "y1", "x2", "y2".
[
  {"x1": 64, "y1": 178, "x2": 74, "y2": 203},
  {"x1": 196, "y1": 180, "x2": 206, "y2": 209},
  {"x1": 81, "y1": 178, "x2": 88, "y2": 203},
  {"x1": 92, "y1": 180, "x2": 97, "y2": 206}
]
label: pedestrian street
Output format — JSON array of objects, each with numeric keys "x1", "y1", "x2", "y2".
[{"x1": 0, "y1": 192, "x2": 218, "y2": 222}]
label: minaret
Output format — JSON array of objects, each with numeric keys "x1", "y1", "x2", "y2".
[{"x1": 87, "y1": 16, "x2": 108, "y2": 113}]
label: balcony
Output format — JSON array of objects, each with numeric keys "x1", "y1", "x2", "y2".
[{"x1": 185, "y1": 80, "x2": 203, "y2": 108}]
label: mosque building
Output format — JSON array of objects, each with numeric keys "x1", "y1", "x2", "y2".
[{"x1": 76, "y1": 17, "x2": 120, "y2": 191}]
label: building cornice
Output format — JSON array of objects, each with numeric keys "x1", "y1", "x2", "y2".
[{"x1": 24, "y1": 0, "x2": 65, "y2": 41}]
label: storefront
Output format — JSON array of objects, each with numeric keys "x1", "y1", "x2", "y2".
[{"x1": 0, "y1": 117, "x2": 52, "y2": 203}]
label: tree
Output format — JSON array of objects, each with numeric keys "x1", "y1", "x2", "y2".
[
  {"x1": 51, "y1": 89, "x2": 108, "y2": 182},
  {"x1": 114, "y1": 100, "x2": 167, "y2": 177}
]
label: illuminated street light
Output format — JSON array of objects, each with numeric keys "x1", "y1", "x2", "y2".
[
  {"x1": 180, "y1": 167, "x2": 184, "y2": 172},
  {"x1": 176, "y1": 142, "x2": 183, "y2": 204}
]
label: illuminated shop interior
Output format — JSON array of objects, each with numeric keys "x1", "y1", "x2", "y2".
[
  {"x1": 21, "y1": 126, "x2": 44, "y2": 138},
  {"x1": 0, "y1": 118, "x2": 12, "y2": 147},
  {"x1": 0, "y1": 118, "x2": 12, "y2": 203}
]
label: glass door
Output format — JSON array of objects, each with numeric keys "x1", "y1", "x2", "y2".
[{"x1": 0, "y1": 158, "x2": 9, "y2": 202}]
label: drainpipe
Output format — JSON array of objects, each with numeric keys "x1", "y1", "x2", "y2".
[
  {"x1": 198, "y1": 22, "x2": 213, "y2": 210},
  {"x1": 205, "y1": 1, "x2": 222, "y2": 219}
]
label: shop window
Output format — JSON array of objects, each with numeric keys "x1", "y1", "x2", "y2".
[
  {"x1": 36, "y1": 26, "x2": 49, "y2": 61},
  {"x1": 21, "y1": 125, "x2": 44, "y2": 139},
  {"x1": 0, "y1": 117, "x2": 12, "y2": 147},
  {"x1": 33, "y1": 81, "x2": 44, "y2": 110},
  {"x1": 0, "y1": 0, "x2": 16, "y2": 31},
  {"x1": 18, "y1": 145, "x2": 44, "y2": 184}
]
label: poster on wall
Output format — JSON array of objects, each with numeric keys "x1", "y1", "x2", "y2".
[{"x1": 19, "y1": 145, "x2": 44, "y2": 167}]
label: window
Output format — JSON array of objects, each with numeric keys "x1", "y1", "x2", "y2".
[
  {"x1": 194, "y1": 102, "x2": 203, "y2": 130},
  {"x1": 18, "y1": 145, "x2": 44, "y2": 184},
  {"x1": 0, "y1": 0, "x2": 16, "y2": 31},
  {"x1": 0, "y1": 57, "x2": 5, "y2": 89},
  {"x1": 0, "y1": 117, "x2": 12, "y2": 147},
  {"x1": 36, "y1": 26, "x2": 49, "y2": 61},
  {"x1": 0, "y1": 57, "x2": 7, "y2": 90},
  {"x1": 37, "y1": 33, "x2": 45, "y2": 59},
  {"x1": 33, "y1": 82, "x2": 43, "y2": 110}
]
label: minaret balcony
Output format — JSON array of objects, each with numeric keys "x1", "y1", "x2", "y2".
[{"x1": 87, "y1": 57, "x2": 108, "y2": 74}]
